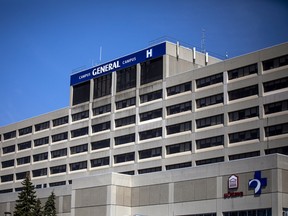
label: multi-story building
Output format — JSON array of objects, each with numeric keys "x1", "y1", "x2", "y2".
[{"x1": 0, "y1": 41, "x2": 288, "y2": 216}]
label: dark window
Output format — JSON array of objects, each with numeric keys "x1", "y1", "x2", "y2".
[
  {"x1": 72, "y1": 110, "x2": 89, "y2": 121},
  {"x1": 115, "y1": 115, "x2": 136, "y2": 127},
  {"x1": 52, "y1": 116, "x2": 68, "y2": 127},
  {"x1": 70, "y1": 143, "x2": 88, "y2": 154},
  {"x1": 35, "y1": 121, "x2": 50, "y2": 132},
  {"x1": 0, "y1": 189, "x2": 13, "y2": 194},
  {"x1": 140, "y1": 90, "x2": 162, "y2": 103},
  {"x1": 71, "y1": 127, "x2": 88, "y2": 138},
  {"x1": 166, "y1": 162, "x2": 192, "y2": 170},
  {"x1": 196, "y1": 156, "x2": 224, "y2": 166},
  {"x1": 229, "y1": 129, "x2": 260, "y2": 143},
  {"x1": 196, "y1": 135, "x2": 224, "y2": 149},
  {"x1": 140, "y1": 109, "x2": 162, "y2": 121},
  {"x1": 18, "y1": 126, "x2": 32, "y2": 136},
  {"x1": 92, "y1": 121, "x2": 110, "y2": 133},
  {"x1": 116, "y1": 66, "x2": 136, "y2": 92},
  {"x1": 116, "y1": 97, "x2": 136, "y2": 110},
  {"x1": 120, "y1": 171, "x2": 135, "y2": 175},
  {"x1": 17, "y1": 156, "x2": 30, "y2": 165},
  {"x1": 91, "y1": 157, "x2": 109, "y2": 167},
  {"x1": 2, "y1": 145, "x2": 15, "y2": 154},
  {"x1": 138, "y1": 166, "x2": 161, "y2": 174},
  {"x1": 228, "y1": 106, "x2": 259, "y2": 122},
  {"x1": 49, "y1": 181, "x2": 66, "y2": 187},
  {"x1": 4, "y1": 131, "x2": 16, "y2": 140},
  {"x1": 34, "y1": 137, "x2": 49, "y2": 147},
  {"x1": 263, "y1": 54, "x2": 288, "y2": 70},
  {"x1": 167, "y1": 82, "x2": 191, "y2": 96},
  {"x1": 115, "y1": 134, "x2": 135, "y2": 146},
  {"x1": 167, "y1": 121, "x2": 191, "y2": 135},
  {"x1": 196, "y1": 114, "x2": 224, "y2": 129},
  {"x1": 72, "y1": 81, "x2": 90, "y2": 105},
  {"x1": 52, "y1": 132, "x2": 68, "y2": 142},
  {"x1": 228, "y1": 64, "x2": 258, "y2": 80},
  {"x1": 196, "y1": 72, "x2": 223, "y2": 88},
  {"x1": 1, "y1": 174, "x2": 13, "y2": 183},
  {"x1": 265, "y1": 146, "x2": 288, "y2": 155},
  {"x1": 2, "y1": 159, "x2": 14, "y2": 168},
  {"x1": 93, "y1": 73, "x2": 112, "y2": 99},
  {"x1": 51, "y1": 148, "x2": 67, "y2": 158},
  {"x1": 50, "y1": 165, "x2": 67, "y2": 174},
  {"x1": 228, "y1": 85, "x2": 258, "y2": 101},
  {"x1": 229, "y1": 151, "x2": 260, "y2": 161},
  {"x1": 91, "y1": 139, "x2": 110, "y2": 150},
  {"x1": 223, "y1": 208, "x2": 271, "y2": 216},
  {"x1": 18, "y1": 141, "x2": 31, "y2": 151},
  {"x1": 166, "y1": 142, "x2": 191, "y2": 154},
  {"x1": 196, "y1": 93, "x2": 223, "y2": 108},
  {"x1": 16, "y1": 172, "x2": 28, "y2": 180},
  {"x1": 33, "y1": 152, "x2": 48, "y2": 162},
  {"x1": 265, "y1": 123, "x2": 288, "y2": 137},
  {"x1": 114, "y1": 152, "x2": 135, "y2": 164},
  {"x1": 263, "y1": 77, "x2": 288, "y2": 92},
  {"x1": 166, "y1": 101, "x2": 192, "y2": 116},
  {"x1": 93, "y1": 104, "x2": 111, "y2": 116},
  {"x1": 140, "y1": 57, "x2": 163, "y2": 85},
  {"x1": 70, "y1": 161, "x2": 87, "y2": 171},
  {"x1": 32, "y1": 168, "x2": 47, "y2": 177},
  {"x1": 264, "y1": 100, "x2": 288, "y2": 114},
  {"x1": 139, "y1": 128, "x2": 162, "y2": 140},
  {"x1": 139, "y1": 147, "x2": 161, "y2": 159}
]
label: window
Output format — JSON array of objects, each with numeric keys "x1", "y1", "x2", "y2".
[
  {"x1": 229, "y1": 106, "x2": 259, "y2": 122},
  {"x1": 70, "y1": 161, "x2": 87, "y2": 171},
  {"x1": 140, "y1": 90, "x2": 162, "y2": 103},
  {"x1": 196, "y1": 135, "x2": 224, "y2": 149},
  {"x1": 228, "y1": 85, "x2": 258, "y2": 101},
  {"x1": 140, "y1": 109, "x2": 162, "y2": 121},
  {"x1": 52, "y1": 116, "x2": 68, "y2": 127},
  {"x1": 50, "y1": 165, "x2": 67, "y2": 174},
  {"x1": 265, "y1": 123, "x2": 288, "y2": 137},
  {"x1": 167, "y1": 82, "x2": 191, "y2": 96},
  {"x1": 35, "y1": 121, "x2": 50, "y2": 132},
  {"x1": 264, "y1": 100, "x2": 288, "y2": 114},
  {"x1": 167, "y1": 101, "x2": 192, "y2": 116},
  {"x1": 263, "y1": 54, "x2": 288, "y2": 70},
  {"x1": 1, "y1": 174, "x2": 13, "y2": 183},
  {"x1": 49, "y1": 181, "x2": 66, "y2": 187},
  {"x1": 51, "y1": 148, "x2": 67, "y2": 158},
  {"x1": 4, "y1": 130, "x2": 16, "y2": 140},
  {"x1": 121, "y1": 171, "x2": 135, "y2": 175},
  {"x1": 115, "y1": 115, "x2": 136, "y2": 127},
  {"x1": 189, "y1": 214, "x2": 216, "y2": 216},
  {"x1": 32, "y1": 168, "x2": 47, "y2": 177},
  {"x1": 19, "y1": 126, "x2": 32, "y2": 136},
  {"x1": 91, "y1": 139, "x2": 110, "y2": 150},
  {"x1": 139, "y1": 128, "x2": 162, "y2": 140},
  {"x1": 16, "y1": 156, "x2": 30, "y2": 165},
  {"x1": 196, "y1": 72, "x2": 223, "y2": 88},
  {"x1": 93, "y1": 73, "x2": 112, "y2": 99},
  {"x1": 138, "y1": 167, "x2": 161, "y2": 174},
  {"x1": 71, "y1": 127, "x2": 88, "y2": 138},
  {"x1": 115, "y1": 134, "x2": 135, "y2": 146},
  {"x1": 91, "y1": 157, "x2": 109, "y2": 167},
  {"x1": 196, "y1": 93, "x2": 223, "y2": 108},
  {"x1": 229, "y1": 151, "x2": 260, "y2": 161},
  {"x1": 116, "y1": 66, "x2": 136, "y2": 92},
  {"x1": 229, "y1": 129, "x2": 259, "y2": 143},
  {"x1": 52, "y1": 132, "x2": 68, "y2": 142},
  {"x1": 196, "y1": 157, "x2": 224, "y2": 166},
  {"x1": 72, "y1": 81, "x2": 90, "y2": 105},
  {"x1": 166, "y1": 142, "x2": 191, "y2": 154},
  {"x1": 140, "y1": 57, "x2": 163, "y2": 85},
  {"x1": 33, "y1": 152, "x2": 48, "y2": 162},
  {"x1": 2, "y1": 159, "x2": 14, "y2": 168},
  {"x1": 93, "y1": 104, "x2": 111, "y2": 116},
  {"x1": 70, "y1": 143, "x2": 88, "y2": 154},
  {"x1": 0, "y1": 189, "x2": 13, "y2": 194},
  {"x1": 18, "y1": 141, "x2": 31, "y2": 151},
  {"x1": 166, "y1": 162, "x2": 191, "y2": 170},
  {"x1": 116, "y1": 97, "x2": 136, "y2": 110},
  {"x1": 72, "y1": 110, "x2": 89, "y2": 121},
  {"x1": 166, "y1": 121, "x2": 191, "y2": 135},
  {"x1": 223, "y1": 208, "x2": 271, "y2": 216},
  {"x1": 139, "y1": 147, "x2": 161, "y2": 159},
  {"x1": 265, "y1": 146, "x2": 288, "y2": 155},
  {"x1": 196, "y1": 114, "x2": 224, "y2": 129},
  {"x1": 16, "y1": 172, "x2": 28, "y2": 180},
  {"x1": 228, "y1": 63, "x2": 258, "y2": 80},
  {"x1": 2, "y1": 145, "x2": 15, "y2": 154},
  {"x1": 92, "y1": 121, "x2": 110, "y2": 133},
  {"x1": 34, "y1": 136, "x2": 49, "y2": 147},
  {"x1": 114, "y1": 152, "x2": 135, "y2": 164},
  {"x1": 263, "y1": 77, "x2": 288, "y2": 92}
]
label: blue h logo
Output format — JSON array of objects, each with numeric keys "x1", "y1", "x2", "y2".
[{"x1": 248, "y1": 171, "x2": 267, "y2": 195}]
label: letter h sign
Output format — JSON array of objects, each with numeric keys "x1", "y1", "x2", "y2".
[{"x1": 146, "y1": 49, "x2": 153, "y2": 58}]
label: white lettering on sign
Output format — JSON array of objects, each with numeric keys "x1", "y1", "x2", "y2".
[
  {"x1": 92, "y1": 61, "x2": 120, "y2": 76},
  {"x1": 123, "y1": 57, "x2": 136, "y2": 65},
  {"x1": 79, "y1": 73, "x2": 91, "y2": 80},
  {"x1": 146, "y1": 49, "x2": 153, "y2": 58}
]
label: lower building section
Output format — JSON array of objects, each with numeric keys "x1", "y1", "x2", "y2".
[{"x1": 0, "y1": 154, "x2": 287, "y2": 216}]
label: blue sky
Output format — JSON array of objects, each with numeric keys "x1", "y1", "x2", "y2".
[{"x1": 0, "y1": 0, "x2": 288, "y2": 126}]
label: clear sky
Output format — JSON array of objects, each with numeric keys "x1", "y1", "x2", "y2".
[{"x1": 0, "y1": 0, "x2": 288, "y2": 127}]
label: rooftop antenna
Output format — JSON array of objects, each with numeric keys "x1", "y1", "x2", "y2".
[
  {"x1": 201, "y1": 28, "x2": 206, "y2": 53},
  {"x1": 99, "y1": 46, "x2": 102, "y2": 63}
]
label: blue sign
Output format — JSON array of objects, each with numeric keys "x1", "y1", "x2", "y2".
[
  {"x1": 248, "y1": 171, "x2": 267, "y2": 195},
  {"x1": 70, "y1": 42, "x2": 166, "y2": 86}
]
